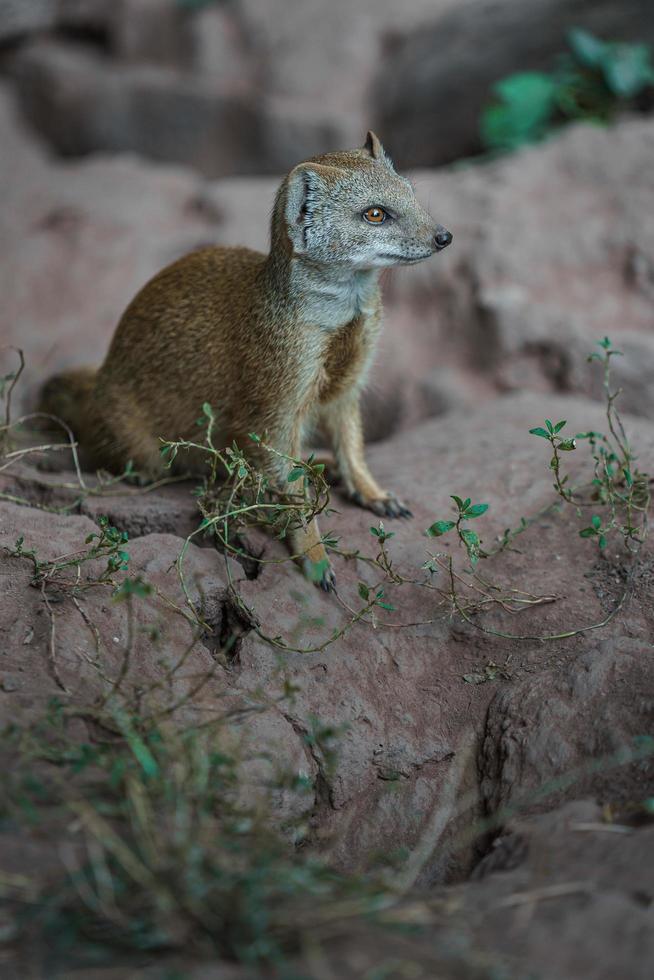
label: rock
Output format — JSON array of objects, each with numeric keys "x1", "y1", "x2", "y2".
[
  {"x1": 0, "y1": 0, "x2": 55, "y2": 43},
  {"x1": 385, "y1": 117, "x2": 654, "y2": 423},
  {"x1": 430, "y1": 799, "x2": 654, "y2": 980},
  {"x1": 0, "y1": 79, "x2": 224, "y2": 417},
  {"x1": 106, "y1": 0, "x2": 190, "y2": 67},
  {"x1": 1, "y1": 389, "x2": 653, "y2": 975},
  {"x1": 3, "y1": 390, "x2": 652, "y2": 876},
  {"x1": 234, "y1": 0, "x2": 453, "y2": 156},
  {"x1": 480, "y1": 637, "x2": 654, "y2": 818},
  {"x1": 374, "y1": 0, "x2": 654, "y2": 168},
  {"x1": 187, "y1": 3, "x2": 257, "y2": 94},
  {"x1": 7, "y1": 40, "x2": 263, "y2": 174},
  {"x1": 1, "y1": 0, "x2": 457, "y2": 175},
  {"x1": 0, "y1": 499, "x2": 245, "y2": 723},
  {"x1": 418, "y1": 366, "x2": 484, "y2": 418}
]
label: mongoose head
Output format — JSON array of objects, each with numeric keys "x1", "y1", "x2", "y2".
[{"x1": 282, "y1": 131, "x2": 452, "y2": 270}]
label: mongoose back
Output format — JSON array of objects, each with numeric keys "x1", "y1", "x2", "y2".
[{"x1": 40, "y1": 132, "x2": 452, "y2": 590}]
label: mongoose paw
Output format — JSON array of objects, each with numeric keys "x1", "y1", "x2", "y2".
[
  {"x1": 351, "y1": 490, "x2": 413, "y2": 519},
  {"x1": 302, "y1": 557, "x2": 337, "y2": 593}
]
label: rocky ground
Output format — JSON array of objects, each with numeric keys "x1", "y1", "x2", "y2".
[
  {"x1": 0, "y1": 57, "x2": 653, "y2": 980},
  {"x1": 1, "y1": 392, "x2": 653, "y2": 978}
]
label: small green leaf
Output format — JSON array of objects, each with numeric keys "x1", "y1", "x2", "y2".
[
  {"x1": 579, "y1": 527, "x2": 597, "y2": 538},
  {"x1": 376, "y1": 600, "x2": 395, "y2": 612},
  {"x1": 427, "y1": 520, "x2": 456, "y2": 537},
  {"x1": 248, "y1": 432, "x2": 261, "y2": 443},
  {"x1": 603, "y1": 42, "x2": 653, "y2": 98},
  {"x1": 126, "y1": 734, "x2": 159, "y2": 778},
  {"x1": 567, "y1": 27, "x2": 607, "y2": 69},
  {"x1": 114, "y1": 577, "x2": 153, "y2": 600},
  {"x1": 358, "y1": 582, "x2": 370, "y2": 601},
  {"x1": 529, "y1": 427, "x2": 551, "y2": 439},
  {"x1": 553, "y1": 420, "x2": 567, "y2": 433},
  {"x1": 464, "y1": 503, "x2": 489, "y2": 519},
  {"x1": 545, "y1": 419, "x2": 554, "y2": 433},
  {"x1": 287, "y1": 466, "x2": 304, "y2": 482},
  {"x1": 591, "y1": 514, "x2": 602, "y2": 530},
  {"x1": 451, "y1": 495, "x2": 464, "y2": 510},
  {"x1": 598, "y1": 534, "x2": 607, "y2": 550},
  {"x1": 461, "y1": 528, "x2": 481, "y2": 564}
]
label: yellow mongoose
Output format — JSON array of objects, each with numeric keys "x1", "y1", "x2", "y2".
[{"x1": 40, "y1": 132, "x2": 452, "y2": 590}]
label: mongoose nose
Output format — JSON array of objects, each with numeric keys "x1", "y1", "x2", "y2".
[{"x1": 434, "y1": 229, "x2": 453, "y2": 251}]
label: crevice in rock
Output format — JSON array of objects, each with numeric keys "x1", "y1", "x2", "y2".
[
  {"x1": 280, "y1": 711, "x2": 336, "y2": 821},
  {"x1": 199, "y1": 590, "x2": 254, "y2": 667},
  {"x1": 0, "y1": 473, "x2": 82, "y2": 515}
]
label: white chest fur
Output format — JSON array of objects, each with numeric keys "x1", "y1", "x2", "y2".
[{"x1": 291, "y1": 262, "x2": 380, "y2": 331}]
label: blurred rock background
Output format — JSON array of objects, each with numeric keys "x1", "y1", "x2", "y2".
[
  {"x1": 1, "y1": 0, "x2": 653, "y2": 439},
  {"x1": 1, "y1": 0, "x2": 653, "y2": 171}
]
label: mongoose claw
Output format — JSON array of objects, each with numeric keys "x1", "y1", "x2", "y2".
[
  {"x1": 319, "y1": 566, "x2": 337, "y2": 593},
  {"x1": 302, "y1": 557, "x2": 337, "y2": 593},
  {"x1": 381, "y1": 494, "x2": 413, "y2": 519},
  {"x1": 352, "y1": 491, "x2": 413, "y2": 520}
]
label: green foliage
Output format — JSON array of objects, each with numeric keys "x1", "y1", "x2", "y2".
[
  {"x1": 481, "y1": 28, "x2": 654, "y2": 153},
  {"x1": 1, "y1": 711, "x2": 385, "y2": 966},
  {"x1": 481, "y1": 72, "x2": 559, "y2": 151},
  {"x1": 427, "y1": 495, "x2": 489, "y2": 565},
  {"x1": 529, "y1": 337, "x2": 649, "y2": 554},
  {"x1": 7, "y1": 514, "x2": 134, "y2": 591}
]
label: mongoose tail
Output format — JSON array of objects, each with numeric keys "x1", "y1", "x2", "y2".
[{"x1": 38, "y1": 366, "x2": 96, "y2": 447}]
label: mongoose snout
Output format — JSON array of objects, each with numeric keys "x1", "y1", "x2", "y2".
[{"x1": 39, "y1": 130, "x2": 452, "y2": 591}]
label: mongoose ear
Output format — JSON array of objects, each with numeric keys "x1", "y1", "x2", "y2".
[
  {"x1": 364, "y1": 130, "x2": 390, "y2": 163},
  {"x1": 285, "y1": 163, "x2": 343, "y2": 254}
]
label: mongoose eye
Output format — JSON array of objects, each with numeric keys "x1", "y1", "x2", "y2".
[{"x1": 363, "y1": 206, "x2": 387, "y2": 224}]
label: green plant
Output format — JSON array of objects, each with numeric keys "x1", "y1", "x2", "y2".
[
  {"x1": 427, "y1": 496, "x2": 489, "y2": 565},
  {"x1": 481, "y1": 28, "x2": 654, "y2": 153},
  {"x1": 407, "y1": 336, "x2": 649, "y2": 643},
  {"x1": 529, "y1": 337, "x2": 649, "y2": 552},
  {"x1": 0, "y1": 708, "x2": 386, "y2": 967}
]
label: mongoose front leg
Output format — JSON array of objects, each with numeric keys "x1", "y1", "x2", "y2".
[
  {"x1": 321, "y1": 393, "x2": 412, "y2": 519},
  {"x1": 266, "y1": 435, "x2": 336, "y2": 592},
  {"x1": 289, "y1": 517, "x2": 336, "y2": 592}
]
